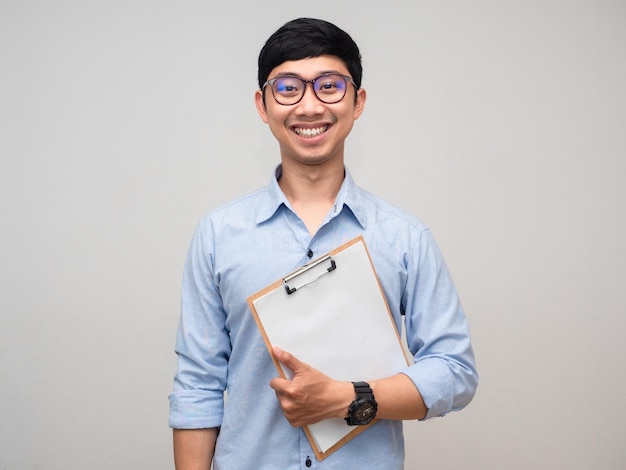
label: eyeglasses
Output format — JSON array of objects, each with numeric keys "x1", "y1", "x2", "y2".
[{"x1": 262, "y1": 73, "x2": 356, "y2": 106}]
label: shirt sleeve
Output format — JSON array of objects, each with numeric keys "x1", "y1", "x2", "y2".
[
  {"x1": 169, "y1": 218, "x2": 230, "y2": 429},
  {"x1": 401, "y1": 228, "x2": 479, "y2": 419}
]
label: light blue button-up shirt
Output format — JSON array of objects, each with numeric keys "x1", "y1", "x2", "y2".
[{"x1": 169, "y1": 166, "x2": 478, "y2": 469}]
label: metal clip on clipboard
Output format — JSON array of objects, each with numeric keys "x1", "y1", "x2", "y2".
[{"x1": 283, "y1": 255, "x2": 337, "y2": 295}]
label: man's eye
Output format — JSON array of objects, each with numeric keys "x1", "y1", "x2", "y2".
[{"x1": 276, "y1": 81, "x2": 300, "y2": 94}]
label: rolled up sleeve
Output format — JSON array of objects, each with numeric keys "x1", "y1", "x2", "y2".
[
  {"x1": 402, "y1": 229, "x2": 478, "y2": 419},
  {"x1": 169, "y1": 219, "x2": 230, "y2": 429}
]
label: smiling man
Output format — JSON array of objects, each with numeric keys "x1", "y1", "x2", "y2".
[
  {"x1": 169, "y1": 18, "x2": 478, "y2": 470},
  {"x1": 255, "y1": 54, "x2": 365, "y2": 236}
]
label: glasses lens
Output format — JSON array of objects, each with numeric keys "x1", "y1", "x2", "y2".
[
  {"x1": 313, "y1": 74, "x2": 348, "y2": 103},
  {"x1": 269, "y1": 74, "x2": 350, "y2": 105},
  {"x1": 272, "y1": 76, "x2": 304, "y2": 105}
]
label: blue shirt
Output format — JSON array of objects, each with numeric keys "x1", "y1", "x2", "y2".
[{"x1": 169, "y1": 166, "x2": 478, "y2": 470}]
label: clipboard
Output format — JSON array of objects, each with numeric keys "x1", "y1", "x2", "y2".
[{"x1": 247, "y1": 236, "x2": 410, "y2": 461}]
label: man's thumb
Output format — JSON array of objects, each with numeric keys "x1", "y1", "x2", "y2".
[{"x1": 272, "y1": 346, "x2": 302, "y2": 372}]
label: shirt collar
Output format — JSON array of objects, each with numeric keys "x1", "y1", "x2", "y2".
[{"x1": 255, "y1": 165, "x2": 367, "y2": 229}]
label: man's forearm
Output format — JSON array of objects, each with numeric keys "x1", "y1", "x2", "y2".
[
  {"x1": 370, "y1": 373, "x2": 427, "y2": 420},
  {"x1": 270, "y1": 347, "x2": 427, "y2": 426},
  {"x1": 173, "y1": 428, "x2": 218, "y2": 470}
]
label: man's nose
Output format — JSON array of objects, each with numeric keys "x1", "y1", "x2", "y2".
[{"x1": 295, "y1": 83, "x2": 325, "y2": 114}]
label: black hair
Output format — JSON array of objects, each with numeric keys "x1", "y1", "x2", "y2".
[{"x1": 257, "y1": 18, "x2": 363, "y2": 90}]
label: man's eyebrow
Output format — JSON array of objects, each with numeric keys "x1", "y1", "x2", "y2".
[
  {"x1": 272, "y1": 70, "x2": 344, "y2": 78},
  {"x1": 272, "y1": 72, "x2": 300, "y2": 78}
]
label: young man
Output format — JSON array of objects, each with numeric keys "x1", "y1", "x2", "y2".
[{"x1": 169, "y1": 18, "x2": 478, "y2": 470}]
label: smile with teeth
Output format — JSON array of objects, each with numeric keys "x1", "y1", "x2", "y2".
[{"x1": 294, "y1": 125, "x2": 329, "y2": 138}]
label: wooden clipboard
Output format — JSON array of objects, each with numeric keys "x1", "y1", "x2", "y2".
[{"x1": 247, "y1": 236, "x2": 410, "y2": 461}]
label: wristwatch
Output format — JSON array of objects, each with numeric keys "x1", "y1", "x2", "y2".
[{"x1": 345, "y1": 381, "x2": 378, "y2": 426}]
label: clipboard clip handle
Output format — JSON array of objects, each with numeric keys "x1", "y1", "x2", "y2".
[{"x1": 283, "y1": 255, "x2": 337, "y2": 295}]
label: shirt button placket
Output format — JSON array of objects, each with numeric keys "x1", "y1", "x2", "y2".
[{"x1": 299, "y1": 428, "x2": 316, "y2": 469}]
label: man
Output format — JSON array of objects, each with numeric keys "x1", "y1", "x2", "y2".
[{"x1": 169, "y1": 18, "x2": 478, "y2": 470}]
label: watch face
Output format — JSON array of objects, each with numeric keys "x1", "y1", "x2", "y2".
[{"x1": 355, "y1": 403, "x2": 375, "y2": 421}]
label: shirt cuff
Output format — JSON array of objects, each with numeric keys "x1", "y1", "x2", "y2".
[
  {"x1": 168, "y1": 390, "x2": 224, "y2": 429},
  {"x1": 403, "y1": 359, "x2": 457, "y2": 419}
]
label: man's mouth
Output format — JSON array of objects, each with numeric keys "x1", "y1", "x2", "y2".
[{"x1": 293, "y1": 125, "x2": 329, "y2": 138}]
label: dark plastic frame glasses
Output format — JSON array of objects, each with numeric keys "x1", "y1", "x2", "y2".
[{"x1": 262, "y1": 73, "x2": 356, "y2": 106}]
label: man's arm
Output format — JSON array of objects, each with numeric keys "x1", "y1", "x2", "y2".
[
  {"x1": 173, "y1": 428, "x2": 218, "y2": 470},
  {"x1": 269, "y1": 346, "x2": 426, "y2": 427},
  {"x1": 370, "y1": 372, "x2": 427, "y2": 420}
]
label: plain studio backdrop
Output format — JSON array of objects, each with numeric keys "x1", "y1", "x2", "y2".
[{"x1": 1, "y1": 1, "x2": 625, "y2": 468}]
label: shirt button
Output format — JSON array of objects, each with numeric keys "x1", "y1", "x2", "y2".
[{"x1": 305, "y1": 457, "x2": 312, "y2": 467}]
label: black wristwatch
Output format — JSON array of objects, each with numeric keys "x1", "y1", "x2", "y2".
[{"x1": 345, "y1": 381, "x2": 378, "y2": 426}]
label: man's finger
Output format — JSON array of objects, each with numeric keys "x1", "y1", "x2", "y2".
[
  {"x1": 272, "y1": 346, "x2": 304, "y2": 373},
  {"x1": 269, "y1": 376, "x2": 288, "y2": 392}
]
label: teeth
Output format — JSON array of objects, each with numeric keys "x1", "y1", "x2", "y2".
[{"x1": 294, "y1": 125, "x2": 328, "y2": 138}]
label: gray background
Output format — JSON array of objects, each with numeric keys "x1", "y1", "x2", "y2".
[{"x1": 1, "y1": 1, "x2": 625, "y2": 468}]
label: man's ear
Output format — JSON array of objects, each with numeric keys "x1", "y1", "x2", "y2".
[
  {"x1": 353, "y1": 87, "x2": 367, "y2": 120},
  {"x1": 255, "y1": 89, "x2": 269, "y2": 124}
]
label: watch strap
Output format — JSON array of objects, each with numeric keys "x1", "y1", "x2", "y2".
[
  {"x1": 345, "y1": 381, "x2": 377, "y2": 425},
  {"x1": 352, "y1": 381, "x2": 373, "y2": 398}
]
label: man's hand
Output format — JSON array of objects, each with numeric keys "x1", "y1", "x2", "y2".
[{"x1": 269, "y1": 346, "x2": 353, "y2": 427}]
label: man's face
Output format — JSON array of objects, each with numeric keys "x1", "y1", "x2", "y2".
[{"x1": 255, "y1": 55, "x2": 366, "y2": 169}]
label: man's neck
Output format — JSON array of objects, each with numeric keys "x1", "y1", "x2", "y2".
[
  {"x1": 278, "y1": 161, "x2": 345, "y2": 236},
  {"x1": 279, "y1": 163, "x2": 344, "y2": 203}
]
